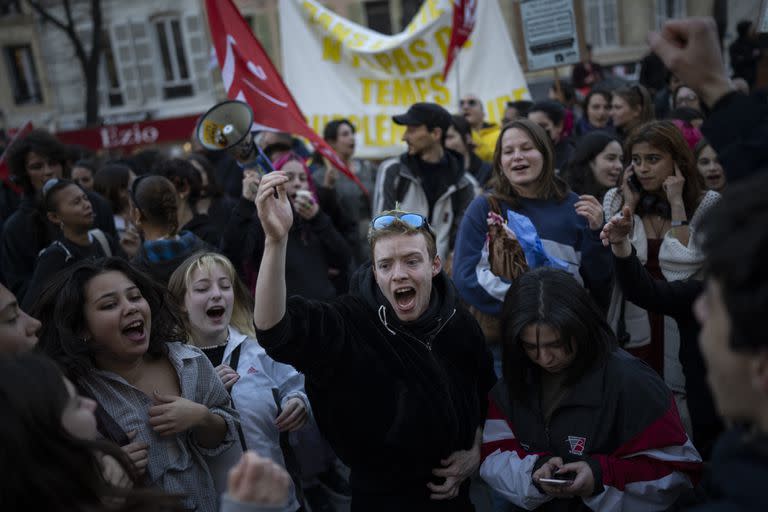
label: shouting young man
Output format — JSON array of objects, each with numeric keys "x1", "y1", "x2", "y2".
[{"x1": 253, "y1": 170, "x2": 495, "y2": 511}]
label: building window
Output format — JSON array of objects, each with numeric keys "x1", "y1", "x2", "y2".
[
  {"x1": 401, "y1": 0, "x2": 421, "y2": 30},
  {"x1": 102, "y1": 31, "x2": 124, "y2": 107},
  {"x1": 154, "y1": 17, "x2": 193, "y2": 99},
  {"x1": 365, "y1": 0, "x2": 392, "y2": 35},
  {"x1": 655, "y1": 0, "x2": 685, "y2": 30},
  {"x1": 584, "y1": 0, "x2": 619, "y2": 49},
  {"x1": 4, "y1": 45, "x2": 43, "y2": 105},
  {"x1": 0, "y1": 0, "x2": 21, "y2": 16}
]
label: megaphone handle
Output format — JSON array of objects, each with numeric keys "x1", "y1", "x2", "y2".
[
  {"x1": 253, "y1": 140, "x2": 279, "y2": 198},
  {"x1": 255, "y1": 143, "x2": 276, "y2": 173}
]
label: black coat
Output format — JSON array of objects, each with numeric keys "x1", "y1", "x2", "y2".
[
  {"x1": 0, "y1": 191, "x2": 116, "y2": 301},
  {"x1": 689, "y1": 427, "x2": 768, "y2": 511},
  {"x1": 701, "y1": 92, "x2": 768, "y2": 184},
  {"x1": 221, "y1": 196, "x2": 352, "y2": 299},
  {"x1": 613, "y1": 248, "x2": 723, "y2": 458},
  {"x1": 256, "y1": 266, "x2": 496, "y2": 511},
  {"x1": 23, "y1": 234, "x2": 120, "y2": 310}
]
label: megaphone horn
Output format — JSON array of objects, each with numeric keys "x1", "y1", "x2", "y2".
[{"x1": 196, "y1": 100, "x2": 257, "y2": 163}]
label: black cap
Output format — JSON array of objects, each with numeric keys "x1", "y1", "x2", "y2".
[{"x1": 392, "y1": 102, "x2": 452, "y2": 133}]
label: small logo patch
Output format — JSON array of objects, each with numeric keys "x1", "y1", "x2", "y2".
[
  {"x1": 247, "y1": 366, "x2": 258, "y2": 374},
  {"x1": 567, "y1": 436, "x2": 586, "y2": 455}
]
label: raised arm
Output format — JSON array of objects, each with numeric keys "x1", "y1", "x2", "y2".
[
  {"x1": 253, "y1": 172, "x2": 292, "y2": 331},
  {"x1": 648, "y1": 17, "x2": 733, "y2": 109},
  {"x1": 602, "y1": 207, "x2": 701, "y2": 317},
  {"x1": 648, "y1": 19, "x2": 768, "y2": 183}
]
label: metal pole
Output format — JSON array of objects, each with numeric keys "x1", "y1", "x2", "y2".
[{"x1": 456, "y1": 53, "x2": 461, "y2": 104}]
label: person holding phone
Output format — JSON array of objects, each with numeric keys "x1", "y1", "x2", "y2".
[
  {"x1": 602, "y1": 120, "x2": 719, "y2": 436},
  {"x1": 479, "y1": 267, "x2": 702, "y2": 511}
]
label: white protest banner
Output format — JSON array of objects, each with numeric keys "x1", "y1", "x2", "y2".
[{"x1": 279, "y1": 0, "x2": 530, "y2": 159}]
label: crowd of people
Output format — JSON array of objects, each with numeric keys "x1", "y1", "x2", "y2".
[{"x1": 0, "y1": 15, "x2": 767, "y2": 512}]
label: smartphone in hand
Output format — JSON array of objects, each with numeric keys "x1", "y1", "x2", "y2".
[
  {"x1": 618, "y1": 164, "x2": 641, "y2": 193},
  {"x1": 539, "y1": 471, "x2": 577, "y2": 485}
]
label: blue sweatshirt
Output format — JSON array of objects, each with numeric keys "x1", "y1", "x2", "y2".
[{"x1": 453, "y1": 193, "x2": 612, "y2": 315}]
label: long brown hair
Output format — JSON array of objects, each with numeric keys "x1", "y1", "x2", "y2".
[
  {"x1": 489, "y1": 119, "x2": 568, "y2": 208},
  {"x1": 613, "y1": 84, "x2": 654, "y2": 136},
  {"x1": 625, "y1": 120, "x2": 705, "y2": 218}
]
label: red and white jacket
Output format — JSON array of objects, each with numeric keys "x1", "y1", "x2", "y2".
[{"x1": 480, "y1": 349, "x2": 702, "y2": 511}]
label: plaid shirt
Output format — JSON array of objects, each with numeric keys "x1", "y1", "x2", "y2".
[
  {"x1": 141, "y1": 230, "x2": 205, "y2": 264},
  {"x1": 81, "y1": 342, "x2": 238, "y2": 512}
]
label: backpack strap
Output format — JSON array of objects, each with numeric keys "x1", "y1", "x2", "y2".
[
  {"x1": 272, "y1": 387, "x2": 307, "y2": 509},
  {"x1": 224, "y1": 342, "x2": 249, "y2": 452},
  {"x1": 395, "y1": 170, "x2": 411, "y2": 204},
  {"x1": 89, "y1": 229, "x2": 112, "y2": 257}
]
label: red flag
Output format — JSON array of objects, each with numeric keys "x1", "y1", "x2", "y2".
[
  {"x1": 0, "y1": 121, "x2": 33, "y2": 192},
  {"x1": 442, "y1": 0, "x2": 478, "y2": 80},
  {"x1": 205, "y1": 0, "x2": 366, "y2": 194}
]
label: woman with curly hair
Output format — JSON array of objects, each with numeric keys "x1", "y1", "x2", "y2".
[{"x1": 28, "y1": 257, "x2": 238, "y2": 512}]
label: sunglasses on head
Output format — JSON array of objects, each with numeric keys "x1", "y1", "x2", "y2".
[{"x1": 371, "y1": 212, "x2": 432, "y2": 232}]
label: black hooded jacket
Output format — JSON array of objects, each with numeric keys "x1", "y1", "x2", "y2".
[
  {"x1": 689, "y1": 426, "x2": 768, "y2": 511},
  {"x1": 256, "y1": 265, "x2": 495, "y2": 511}
]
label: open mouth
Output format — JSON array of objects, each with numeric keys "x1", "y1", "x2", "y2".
[
  {"x1": 705, "y1": 174, "x2": 722, "y2": 184},
  {"x1": 121, "y1": 319, "x2": 146, "y2": 342},
  {"x1": 206, "y1": 305, "x2": 226, "y2": 321},
  {"x1": 511, "y1": 164, "x2": 529, "y2": 172},
  {"x1": 393, "y1": 287, "x2": 416, "y2": 311}
]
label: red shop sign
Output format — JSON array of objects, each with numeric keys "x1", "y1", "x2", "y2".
[{"x1": 56, "y1": 114, "x2": 202, "y2": 151}]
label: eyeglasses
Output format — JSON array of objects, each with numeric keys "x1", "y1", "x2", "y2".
[
  {"x1": 460, "y1": 98, "x2": 479, "y2": 107},
  {"x1": 371, "y1": 212, "x2": 432, "y2": 232}
]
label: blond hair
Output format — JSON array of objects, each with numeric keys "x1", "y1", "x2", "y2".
[{"x1": 168, "y1": 252, "x2": 256, "y2": 339}]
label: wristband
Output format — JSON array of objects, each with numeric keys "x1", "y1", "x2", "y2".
[{"x1": 671, "y1": 220, "x2": 689, "y2": 227}]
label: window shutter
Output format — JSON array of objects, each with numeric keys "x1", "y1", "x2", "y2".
[
  {"x1": 185, "y1": 14, "x2": 210, "y2": 93},
  {"x1": 111, "y1": 21, "x2": 139, "y2": 104},
  {"x1": 131, "y1": 22, "x2": 158, "y2": 102}
]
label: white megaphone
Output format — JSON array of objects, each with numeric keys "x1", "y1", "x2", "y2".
[{"x1": 196, "y1": 100, "x2": 264, "y2": 165}]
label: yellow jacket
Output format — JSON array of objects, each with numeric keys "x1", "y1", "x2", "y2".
[{"x1": 472, "y1": 123, "x2": 500, "y2": 163}]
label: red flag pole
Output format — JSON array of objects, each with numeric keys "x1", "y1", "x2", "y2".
[{"x1": 204, "y1": 0, "x2": 367, "y2": 195}]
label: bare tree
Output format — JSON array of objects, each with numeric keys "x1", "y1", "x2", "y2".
[{"x1": 26, "y1": 0, "x2": 103, "y2": 126}]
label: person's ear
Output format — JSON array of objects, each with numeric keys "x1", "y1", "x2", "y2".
[
  {"x1": 432, "y1": 127, "x2": 443, "y2": 144},
  {"x1": 47, "y1": 211, "x2": 61, "y2": 226},
  {"x1": 130, "y1": 204, "x2": 142, "y2": 227},
  {"x1": 432, "y1": 254, "x2": 442, "y2": 277},
  {"x1": 178, "y1": 180, "x2": 190, "y2": 200}
]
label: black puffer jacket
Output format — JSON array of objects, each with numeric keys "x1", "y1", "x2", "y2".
[{"x1": 256, "y1": 266, "x2": 496, "y2": 511}]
